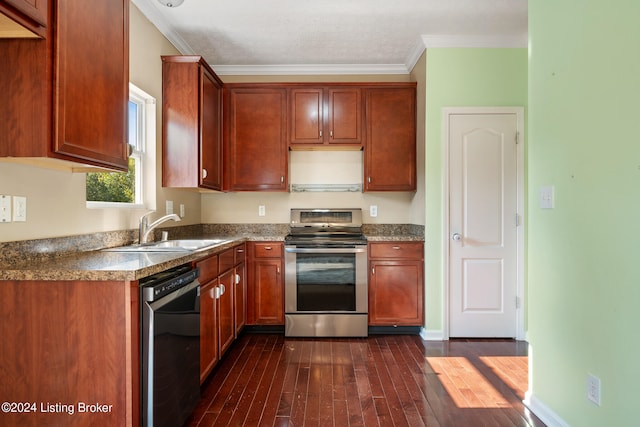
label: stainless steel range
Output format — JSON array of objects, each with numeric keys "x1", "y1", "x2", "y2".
[{"x1": 284, "y1": 208, "x2": 368, "y2": 337}]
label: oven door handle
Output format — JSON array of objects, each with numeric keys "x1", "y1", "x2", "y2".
[{"x1": 284, "y1": 246, "x2": 367, "y2": 254}]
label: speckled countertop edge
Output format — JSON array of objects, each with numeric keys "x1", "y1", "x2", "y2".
[{"x1": 0, "y1": 223, "x2": 423, "y2": 282}]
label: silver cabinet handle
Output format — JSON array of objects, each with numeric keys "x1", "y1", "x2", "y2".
[
  {"x1": 452, "y1": 233, "x2": 462, "y2": 241},
  {"x1": 202, "y1": 168, "x2": 208, "y2": 179},
  {"x1": 235, "y1": 274, "x2": 240, "y2": 284},
  {"x1": 220, "y1": 284, "x2": 225, "y2": 295},
  {"x1": 371, "y1": 267, "x2": 375, "y2": 275},
  {"x1": 319, "y1": 130, "x2": 323, "y2": 137},
  {"x1": 392, "y1": 246, "x2": 401, "y2": 250},
  {"x1": 330, "y1": 130, "x2": 333, "y2": 137}
]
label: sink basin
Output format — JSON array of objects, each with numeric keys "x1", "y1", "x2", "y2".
[{"x1": 102, "y1": 239, "x2": 231, "y2": 253}]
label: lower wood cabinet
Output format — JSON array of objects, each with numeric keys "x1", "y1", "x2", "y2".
[
  {"x1": 0, "y1": 279, "x2": 140, "y2": 425},
  {"x1": 368, "y1": 242, "x2": 424, "y2": 326},
  {"x1": 234, "y1": 244, "x2": 246, "y2": 336},
  {"x1": 199, "y1": 278, "x2": 219, "y2": 382},
  {"x1": 196, "y1": 242, "x2": 246, "y2": 383},
  {"x1": 247, "y1": 242, "x2": 284, "y2": 325}
]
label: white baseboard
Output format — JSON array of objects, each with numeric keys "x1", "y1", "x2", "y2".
[
  {"x1": 420, "y1": 328, "x2": 445, "y2": 341},
  {"x1": 523, "y1": 392, "x2": 571, "y2": 427}
]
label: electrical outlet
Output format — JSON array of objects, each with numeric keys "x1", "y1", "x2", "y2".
[
  {"x1": 587, "y1": 373, "x2": 601, "y2": 406},
  {"x1": 166, "y1": 200, "x2": 174, "y2": 215},
  {"x1": 369, "y1": 205, "x2": 378, "y2": 217},
  {"x1": 179, "y1": 204, "x2": 185, "y2": 218},
  {"x1": 13, "y1": 196, "x2": 26, "y2": 222},
  {"x1": 258, "y1": 205, "x2": 266, "y2": 217}
]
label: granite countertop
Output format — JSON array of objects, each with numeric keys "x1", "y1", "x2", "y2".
[
  {"x1": 0, "y1": 223, "x2": 423, "y2": 282},
  {"x1": 0, "y1": 236, "x2": 249, "y2": 282}
]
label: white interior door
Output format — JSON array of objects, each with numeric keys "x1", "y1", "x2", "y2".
[{"x1": 448, "y1": 111, "x2": 521, "y2": 338}]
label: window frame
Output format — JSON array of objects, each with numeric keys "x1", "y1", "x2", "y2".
[{"x1": 86, "y1": 83, "x2": 155, "y2": 209}]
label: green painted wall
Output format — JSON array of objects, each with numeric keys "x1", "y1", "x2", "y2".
[
  {"x1": 424, "y1": 48, "x2": 528, "y2": 333},
  {"x1": 528, "y1": 1, "x2": 640, "y2": 425}
]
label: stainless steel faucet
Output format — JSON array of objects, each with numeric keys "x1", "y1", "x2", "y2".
[{"x1": 139, "y1": 212, "x2": 181, "y2": 244}]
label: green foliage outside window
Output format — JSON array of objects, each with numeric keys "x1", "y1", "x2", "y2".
[{"x1": 86, "y1": 157, "x2": 136, "y2": 203}]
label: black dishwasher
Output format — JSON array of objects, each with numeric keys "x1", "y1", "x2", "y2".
[{"x1": 140, "y1": 264, "x2": 200, "y2": 427}]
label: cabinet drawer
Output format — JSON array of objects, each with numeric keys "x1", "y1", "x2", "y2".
[
  {"x1": 197, "y1": 254, "x2": 218, "y2": 284},
  {"x1": 253, "y1": 242, "x2": 282, "y2": 258},
  {"x1": 235, "y1": 244, "x2": 246, "y2": 264},
  {"x1": 369, "y1": 242, "x2": 423, "y2": 259},
  {"x1": 218, "y1": 248, "x2": 235, "y2": 273}
]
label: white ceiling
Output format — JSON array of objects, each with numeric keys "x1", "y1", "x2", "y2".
[{"x1": 132, "y1": 0, "x2": 528, "y2": 75}]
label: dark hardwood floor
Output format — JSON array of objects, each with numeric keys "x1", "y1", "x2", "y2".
[{"x1": 186, "y1": 334, "x2": 545, "y2": 427}]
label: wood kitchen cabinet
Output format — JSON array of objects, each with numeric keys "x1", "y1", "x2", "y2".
[
  {"x1": 368, "y1": 242, "x2": 424, "y2": 326},
  {"x1": 234, "y1": 243, "x2": 246, "y2": 336},
  {"x1": 0, "y1": 0, "x2": 47, "y2": 37},
  {"x1": 162, "y1": 55, "x2": 224, "y2": 190},
  {"x1": 197, "y1": 253, "x2": 220, "y2": 382},
  {"x1": 224, "y1": 85, "x2": 288, "y2": 191},
  {"x1": 217, "y1": 267, "x2": 235, "y2": 355},
  {"x1": 247, "y1": 242, "x2": 284, "y2": 325},
  {"x1": 0, "y1": 0, "x2": 129, "y2": 171},
  {"x1": 289, "y1": 85, "x2": 362, "y2": 149},
  {"x1": 363, "y1": 85, "x2": 417, "y2": 191},
  {"x1": 0, "y1": 279, "x2": 141, "y2": 425}
]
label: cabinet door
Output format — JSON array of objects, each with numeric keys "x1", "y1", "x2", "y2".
[
  {"x1": 218, "y1": 269, "x2": 235, "y2": 355},
  {"x1": 327, "y1": 87, "x2": 362, "y2": 146},
  {"x1": 234, "y1": 262, "x2": 246, "y2": 337},
  {"x1": 200, "y1": 280, "x2": 218, "y2": 383},
  {"x1": 163, "y1": 56, "x2": 223, "y2": 190},
  {"x1": 200, "y1": 67, "x2": 223, "y2": 189},
  {"x1": 369, "y1": 260, "x2": 424, "y2": 326},
  {"x1": 53, "y1": 0, "x2": 129, "y2": 171},
  {"x1": 225, "y1": 87, "x2": 288, "y2": 191},
  {"x1": 252, "y1": 259, "x2": 284, "y2": 325},
  {"x1": 364, "y1": 87, "x2": 416, "y2": 191},
  {"x1": 289, "y1": 87, "x2": 323, "y2": 145}
]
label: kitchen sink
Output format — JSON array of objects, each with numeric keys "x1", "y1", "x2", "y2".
[{"x1": 102, "y1": 239, "x2": 232, "y2": 253}]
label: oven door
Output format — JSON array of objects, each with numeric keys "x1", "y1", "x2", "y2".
[{"x1": 284, "y1": 246, "x2": 367, "y2": 314}]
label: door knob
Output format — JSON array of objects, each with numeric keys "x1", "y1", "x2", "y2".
[{"x1": 452, "y1": 233, "x2": 462, "y2": 241}]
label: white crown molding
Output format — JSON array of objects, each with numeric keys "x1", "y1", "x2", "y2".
[
  {"x1": 131, "y1": 0, "x2": 195, "y2": 55},
  {"x1": 209, "y1": 63, "x2": 410, "y2": 76},
  {"x1": 421, "y1": 34, "x2": 528, "y2": 48}
]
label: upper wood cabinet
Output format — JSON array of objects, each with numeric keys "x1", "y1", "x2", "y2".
[
  {"x1": 363, "y1": 85, "x2": 417, "y2": 191},
  {"x1": 224, "y1": 85, "x2": 288, "y2": 191},
  {"x1": 0, "y1": 0, "x2": 47, "y2": 38},
  {"x1": 0, "y1": 0, "x2": 130, "y2": 171},
  {"x1": 162, "y1": 56, "x2": 224, "y2": 190},
  {"x1": 289, "y1": 86, "x2": 362, "y2": 149}
]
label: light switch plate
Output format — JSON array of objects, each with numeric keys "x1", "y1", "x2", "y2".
[
  {"x1": 166, "y1": 200, "x2": 174, "y2": 215},
  {"x1": 539, "y1": 186, "x2": 554, "y2": 209},
  {"x1": 370, "y1": 205, "x2": 378, "y2": 217},
  {"x1": 0, "y1": 195, "x2": 11, "y2": 223}
]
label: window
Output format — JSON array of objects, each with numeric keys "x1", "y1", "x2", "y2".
[{"x1": 86, "y1": 84, "x2": 155, "y2": 208}]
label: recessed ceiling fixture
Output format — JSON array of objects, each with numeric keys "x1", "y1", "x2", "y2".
[{"x1": 158, "y1": 0, "x2": 184, "y2": 7}]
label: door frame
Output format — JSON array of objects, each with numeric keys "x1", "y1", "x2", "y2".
[{"x1": 442, "y1": 107, "x2": 525, "y2": 340}]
